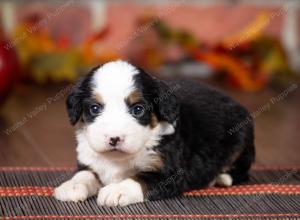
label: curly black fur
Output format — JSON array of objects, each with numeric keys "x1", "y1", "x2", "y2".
[{"x1": 132, "y1": 79, "x2": 255, "y2": 200}]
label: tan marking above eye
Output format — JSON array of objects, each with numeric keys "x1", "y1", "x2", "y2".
[
  {"x1": 126, "y1": 91, "x2": 143, "y2": 106},
  {"x1": 93, "y1": 93, "x2": 104, "y2": 104},
  {"x1": 150, "y1": 113, "x2": 158, "y2": 128}
]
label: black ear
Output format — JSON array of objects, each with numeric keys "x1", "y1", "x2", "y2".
[
  {"x1": 66, "y1": 65, "x2": 99, "y2": 125},
  {"x1": 155, "y1": 81, "x2": 179, "y2": 123},
  {"x1": 66, "y1": 78, "x2": 85, "y2": 125},
  {"x1": 134, "y1": 66, "x2": 179, "y2": 123}
]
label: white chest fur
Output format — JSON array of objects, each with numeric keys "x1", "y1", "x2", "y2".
[{"x1": 76, "y1": 132, "x2": 162, "y2": 185}]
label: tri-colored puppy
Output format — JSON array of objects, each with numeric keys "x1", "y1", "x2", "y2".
[{"x1": 54, "y1": 60, "x2": 255, "y2": 206}]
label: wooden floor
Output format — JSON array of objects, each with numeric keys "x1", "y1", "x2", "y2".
[{"x1": 0, "y1": 82, "x2": 299, "y2": 167}]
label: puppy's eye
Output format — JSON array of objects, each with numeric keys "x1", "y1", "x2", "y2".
[
  {"x1": 89, "y1": 104, "x2": 103, "y2": 116},
  {"x1": 131, "y1": 104, "x2": 145, "y2": 118}
]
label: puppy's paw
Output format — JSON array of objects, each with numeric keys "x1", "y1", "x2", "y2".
[
  {"x1": 97, "y1": 179, "x2": 144, "y2": 206},
  {"x1": 216, "y1": 173, "x2": 233, "y2": 187},
  {"x1": 54, "y1": 180, "x2": 89, "y2": 202}
]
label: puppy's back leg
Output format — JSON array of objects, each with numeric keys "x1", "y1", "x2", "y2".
[
  {"x1": 228, "y1": 141, "x2": 255, "y2": 185},
  {"x1": 216, "y1": 173, "x2": 233, "y2": 187},
  {"x1": 215, "y1": 142, "x2": 254, "y2": 187}
]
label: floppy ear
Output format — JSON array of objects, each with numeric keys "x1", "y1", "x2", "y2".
[
  {"x1": 66, "y1": 78, "x2": 84, "y2": 125},
  {"x1": 155, "y1": 81, "x2": 179, "y2": 123},
  {"x1": 135, "y1": 66, "x2": 179, "y2": 123},
  {"x1": 66, "y1": 65, "x2": 100, "y2": 125}
]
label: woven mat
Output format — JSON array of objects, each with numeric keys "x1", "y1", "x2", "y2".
[{"x1": 0, "y1": 167, "x2": 299, "y2": 220}]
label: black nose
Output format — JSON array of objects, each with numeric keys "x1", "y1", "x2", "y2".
[{"x1": 109, "y1": 137, "x2": 120, "y2": 147}]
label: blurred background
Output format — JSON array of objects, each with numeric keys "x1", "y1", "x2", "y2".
[{"x1": 0, "y1": 0, "x2": 299, "y2": 167}]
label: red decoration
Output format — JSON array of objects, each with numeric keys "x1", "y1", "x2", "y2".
[{"x1": 0, "y1": 39, "x2": 19, "y2": 103}]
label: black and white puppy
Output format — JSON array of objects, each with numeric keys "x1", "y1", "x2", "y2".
[{"x1": 54, "y1": 60, "x2": 255, "y2": 206}]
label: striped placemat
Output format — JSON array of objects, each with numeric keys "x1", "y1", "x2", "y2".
[{"x1": 0, "y1": 167, "x2": 299, "y2": 219}]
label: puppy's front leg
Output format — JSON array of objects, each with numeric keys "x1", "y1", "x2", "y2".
[
  {"x1": 97, "y1": 178, "x2": 144, "y2": 206},
  {"x1": 54, "y1": 170, "x2": 101, "y2": 202}
]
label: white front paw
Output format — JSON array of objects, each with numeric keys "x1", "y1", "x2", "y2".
[
  {"x1": 54, "y1": 180, "x2": 89, "y2": 202},
  {"x1": 97, "y1": 179, "x2": 144, "y2": 206}
]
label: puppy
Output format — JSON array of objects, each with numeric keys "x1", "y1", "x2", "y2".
[{"x1": 54, "y1": 60, "x2": 255, "y2": 206}]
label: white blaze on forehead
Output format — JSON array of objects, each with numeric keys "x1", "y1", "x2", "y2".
[{"x1": 93, "y1": 61, "x2": 138, "y2": 101}]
